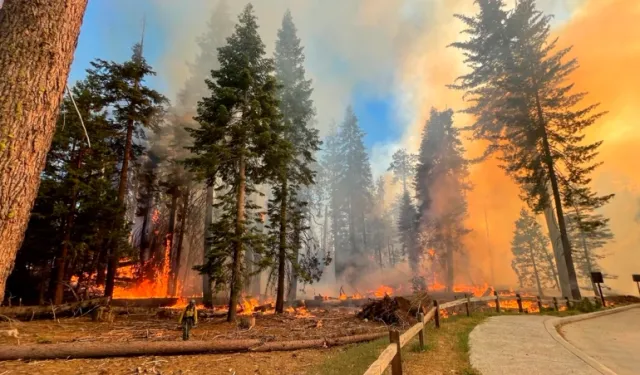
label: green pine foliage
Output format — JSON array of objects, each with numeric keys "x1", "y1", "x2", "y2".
[
  {"x1": 186, "y1": 4, "x2": 282, "y2": 321},
  {"x1": 450, "y1": 0, "x2": 612, "y2": 299},
  {"x1": 327, "y1": 107, "x2": 374, "y2": 284},
  {"x1": 262, "y1": 10, "x2": 323, "y2": 311}
]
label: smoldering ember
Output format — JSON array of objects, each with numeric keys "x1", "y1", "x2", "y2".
[{"x1": 1, "y1": 1, "x2": 640, "y2": 374}]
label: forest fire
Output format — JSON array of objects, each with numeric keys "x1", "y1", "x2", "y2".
[{"x1": 371, "y1": 285, "x2": 394, "y2": 298}]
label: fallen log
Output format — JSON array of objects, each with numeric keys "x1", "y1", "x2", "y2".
[
  {"x1": 0, "y1": 298, "x2": 108, "y2": 321},
  {"x1": 0, "y1": 332, "x2": 387, "y2": 361}
]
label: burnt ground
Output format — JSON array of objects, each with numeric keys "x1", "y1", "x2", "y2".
[
  {"x1": 0, "y1": 306, "x2": 384, "y2": 345},
  {"x1": 0, "y1": 306, "x2": 385, "y2": 375}
]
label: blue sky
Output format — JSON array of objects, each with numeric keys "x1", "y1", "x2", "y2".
[{"x1": 69, "y1": 1, "x2": 399, "y2": 154}]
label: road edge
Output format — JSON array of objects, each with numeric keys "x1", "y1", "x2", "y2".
[{"x1": 543, "y1": 303, "x2": 640, "y2": 375}]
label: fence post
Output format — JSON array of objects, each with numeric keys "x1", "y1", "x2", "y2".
[
  {"x1": 565, "y1": 297, "x2": 571, "y2": 310},
  {"x1": 418, "y1": 312, "x2": 425, "y2": 350},
  {"x1": 536, "y1": 296, "x2": 542, "y2": 312},
  {"x1": 389, "y1": 329, "x2": 403, "y2": 375},
  {"x1": 494, "y1": 291, "x2": 501, "y2": 313},
  {"x1": 433, "y1": 300, "x2": 440, "y2": 328},
  {"x1": 465, "y1": 293, "x2": 471, "y2": 317},
  {"x1": 516, "y1": 293, "x2": 523, "y2": 313},
  {"x1": 552, "y1": 297, "x2": 558, "y2": 311}
]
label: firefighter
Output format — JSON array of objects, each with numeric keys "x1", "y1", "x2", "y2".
[{"x1": 178, "y1": 299, "x2": 198, "y2": 341}]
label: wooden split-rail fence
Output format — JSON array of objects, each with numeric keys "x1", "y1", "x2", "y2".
[{"x1": 363, "y1": 292, "x2": 591, "y2": 375}]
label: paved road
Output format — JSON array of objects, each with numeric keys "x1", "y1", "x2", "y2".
[
  {"x1": 561, "y1": 307, "x2": 640, "y2": 375},
  {"x1": 469, "y1": 315, "x2": 600, "y2": 375}
]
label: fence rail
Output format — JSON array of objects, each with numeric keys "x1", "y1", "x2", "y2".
[{"x1": 362, "y1": 292, "x2": 591, "y2": 375}]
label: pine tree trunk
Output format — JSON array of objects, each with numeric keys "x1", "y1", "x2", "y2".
[
  {"x1": 104, "y1": 119, "x2": 134, "y2": 297},
  {"x1": 139, "y1": 195, "x2": 152, "y2": 264},
  {"x1": 243, "y1": 192, "x2": 256, "y2": 295},
  {"x1": 288, "y1": 215, "x2": 300, "y2": 303},
  {"x1": 53, "y1": 148, "x2": 84, "y2": 304},
  {"x1": 528, "y1": 242, "x2": 544, "y2": 297},
  {"x1": 227, "y1": 155, "x2": 246, "y2": 322},
  {"x1": 164, "y1": 189, "x2": 178, "y2": 295},
  {"x1": 542, "y1": 205, "x2": 568, "y2": 293},
  {"x1": 171, "y1": 188, "x2": 189, "y2": 296},
  {"x1": 579, "y1": 231, "x2": 598, "y2": 296},
  {"x1": 0, "y1": 0, "x2": 88, "y2": 303},
  {"x1": 535, "y1": 94, "x2": 581, "y2": 300},
  {"x1": 202, "y1": 185, "x2": 214, "y2": 307},
  {"x1": 321, "y1": 205, "x2": 328, "y2": 261},
  {"x1": 445, "y1": 235, "x2": 454, "y2": 293},
  {"x1": 543, "y1": 247, "x2": 561, "y2": 291},
  {"x1": 275, "y1": 178, "x2": 288, "y2": 314}
]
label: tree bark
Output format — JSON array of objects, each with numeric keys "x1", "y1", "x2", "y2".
[
  {"x1": 275, "y1": 178, "x2": 288, "y2": 313},
  {"x1": 202, "y1": 185, "x2": 214, "y2": 307},
  {"x1": 542, "y1": 205, "x2": 568, "y2": 293},
  {"x1": 528, "y1": 241, "x2": 544, "y2": 297},
  {"x1": 104, "y1": 119, "x2": 134, "y2": 297},
  {"x1": 535, "y1": 93, "x2": 581, "y2": 300},
  {"x1": 170, "y1": 188, "x2": 189, "y2": 296},
  {"x1": 0, "y1": 0, "x2": 88, "y2": 303},
  {"x1": 227, "y1": 155, "x2": 246, "y2": 322}
]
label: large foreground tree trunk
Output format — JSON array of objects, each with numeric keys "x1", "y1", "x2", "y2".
[
  {"x1": 0, "y1": 0, "x2": 88, "y2": 303},
  {"x1": 536, "y1": 95, "x2": 581, "y2": 300},
  {"x1": 227, "y1": 155, "x2": 246, "y2": 322}
]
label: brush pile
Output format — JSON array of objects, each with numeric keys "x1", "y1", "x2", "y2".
[{"x1": 357, "y1": 293, "x2": 431, "y2": 326}]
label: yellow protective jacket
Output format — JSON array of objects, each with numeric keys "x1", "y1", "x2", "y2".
[{"x1": 178, "y1": 305, "x2": 198, "y2": 325}]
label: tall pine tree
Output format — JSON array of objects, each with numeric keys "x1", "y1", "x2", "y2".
[
  {"x1": 335, "y1": 107, "x2": 374, "y2": 284},
  {"x1": 415, "y1": 108, "x2": 470, "y2": 292},
  {"x1": 267, "y1": 10, "x2": 320, "y2": 312},
  {"x1": 89, "y1": 42, "x2": 167, "y2": 297},
  {"x1": 450, "y1": 0, "x2": 612, "y2": 299},
  {"x1": 187, "y1": 4, "x2": 282, "y2": 321}
]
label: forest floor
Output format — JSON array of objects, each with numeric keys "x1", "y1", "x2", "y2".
[
  {"x1": 0, "y1": 306, "x2": 384, "y2": 375},
  {"x1": 0, "y1": 306, "x2": 383, "y2": 346}
]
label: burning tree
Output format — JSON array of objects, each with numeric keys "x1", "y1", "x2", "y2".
[
  {"x1": 89, "y1": 42, "x2": 167, "y2": 298},
  {"x1": 415, "y1": 108, "x2": 470, "y2": 293},
  {"x1": 511, "y1": 208, "x2": 559, "y2": 296}
]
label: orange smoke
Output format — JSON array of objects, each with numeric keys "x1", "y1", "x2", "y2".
[{"x1": 403, "y1": 0, "x2": 640, "y2": 294}]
